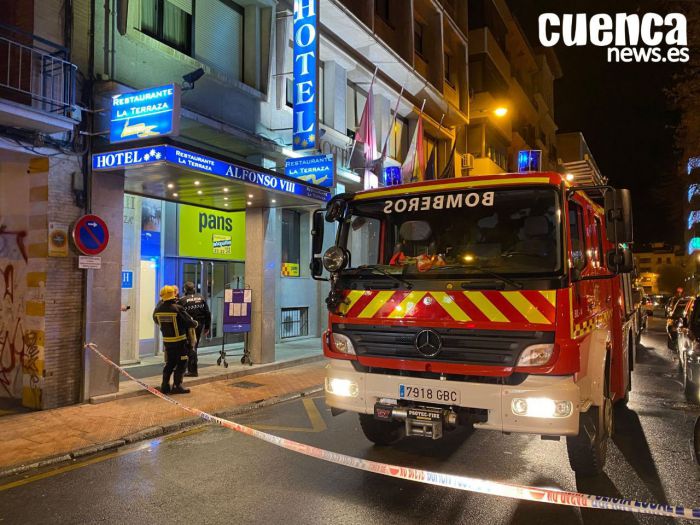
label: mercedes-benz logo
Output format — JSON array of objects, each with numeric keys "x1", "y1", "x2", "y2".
[{"x1": 414, "y1": 329, "x2": 442, "y2": 357}]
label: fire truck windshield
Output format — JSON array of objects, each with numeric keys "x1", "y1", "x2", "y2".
[{"x1": 344, "y1": 187, "x2": 563, "y2": 278}]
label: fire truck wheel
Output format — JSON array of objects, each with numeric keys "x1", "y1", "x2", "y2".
[
  {"x1": 359, "y1": 414, "x2": 404, "y2": 446},
  {"x1": 567, "y1": 363, "x2": 612, "y2": 476}
]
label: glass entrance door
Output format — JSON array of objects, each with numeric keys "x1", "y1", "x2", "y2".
[{"x1": 178, "y1": 259, "x2": 245, "y2": 349}]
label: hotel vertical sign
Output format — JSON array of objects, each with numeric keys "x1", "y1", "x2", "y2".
[{"x1": 292, "y1": 0, "x2": 319, "y2": 151}]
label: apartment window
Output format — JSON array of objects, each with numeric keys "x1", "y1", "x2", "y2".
[
  {"x1": 281, "y1": 209, "x2": 301, "y2": 268},
  {"x1": 667, "y1": 257, "x2": 671, "y2": 264},
  {"x1": 414, "y1": 21, "x2": 425, "y2": 57},
  {"x1": 444, "y1": 53, "x2": 453, "y2": 86},
  {"x1": 194, "y1": 0, "x2": 244, "y2": 80},
  {"x1": 286, "y1": 77, "x2": 293, "y2": 108},
  {"x1": 389, "y1": 113, "x2": 409, "y2": 162},
  {"x1": 346, "y1": 81, "x2": 367, "y2": 136},
  {"x1": 375, "y1": 0, "x2": 390, "y2": 24},
  {"x1": 141, "y1": 0, "x2": 192, "y2": 54},
  {"x1": 639, "y1": 257, "x2": 651, "y2": 263}
]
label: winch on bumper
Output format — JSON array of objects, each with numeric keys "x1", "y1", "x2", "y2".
[{"x1": 325, "y1": 360, "x2": 581, "y2": 436}]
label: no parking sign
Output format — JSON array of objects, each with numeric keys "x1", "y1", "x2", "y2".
[{"x1": 72, "y1": 214, "x2": 110, "y2": 255}]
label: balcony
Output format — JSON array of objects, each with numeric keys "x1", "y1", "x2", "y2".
[
  {"x1": 468, "y1": 27, "x2": 510, "y2": 82},
  {"x1": 0, "y1": 24, "x2": 79, "y2": 134}
]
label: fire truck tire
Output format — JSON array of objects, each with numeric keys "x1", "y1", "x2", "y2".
[
  {"x1": 567, "y1": 362, "x2": 612, "y2": 476},
  {"x1": 359, "y1": 414, "x2": 404, "y2": 446}
]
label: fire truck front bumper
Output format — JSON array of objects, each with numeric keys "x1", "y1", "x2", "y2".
[{"x1": 324, "y1": 360, "x2": 580, "y2": 436}]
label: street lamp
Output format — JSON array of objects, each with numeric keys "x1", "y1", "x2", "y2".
[{"x1": 493, "y1": 106, "x2": 508, "y2": 117}]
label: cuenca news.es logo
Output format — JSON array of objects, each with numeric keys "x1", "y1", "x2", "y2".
[{"x1": 538, "y1": 13, "x2": 690, "y2": 63}]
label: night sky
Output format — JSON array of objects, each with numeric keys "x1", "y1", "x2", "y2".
[{"x1": 507, "y1": 0, "x2": 687, "y2": 244}]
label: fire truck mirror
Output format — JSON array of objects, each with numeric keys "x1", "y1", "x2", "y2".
[
  {"x1": 312, "y1": 210, "x2": 325, "y2": 255},
  {"x1": 604, "y1": 189, "x2": 633, "y2": 244},
  {"x1": 606, "y1": 246, "x2": 634, "y2": 274}
]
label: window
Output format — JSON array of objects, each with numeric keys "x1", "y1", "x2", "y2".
[
  {"x1": 657, "y1": 257, "x2": 662, "y2": 263},
  {"x1": 141, "y1": 0, "x2": 192, "y2": 54},
  {"x1": 444, "y1": 53, "x2": 453, "y2": 86},
  {"x1": 375, "y1": 0, "x2": 390, "y2": 24},
  {"x1": 389, "y1": 113, "x2": 409, "y2": 162},
  {"x1": 194, "y1": 0, "x2": 244, "y2": 80},
  {"x1": 281, "y1": 210, "x2": 301, "y2": 268},
  {"x1": 414, "y1": 21, "x2": 425, "y2": 57},
  {"x1": 639, "y1": 257, "x2": 651, "y2": 263},
  {"x1": 346, "y1": 81, "x2": 367, "y2": 136},
  {"x1": 667, "y1": 257, "x2": 671, "y2": 264},
  {"x1": 569, "y1": 202, "x2": 586, "y2": 271},
  {"x1": 280, "y1": 307, "x2": 309, "y2": 339},
  {"x1": 286, "y1": 77, "x2": 293, "y2": 108}
]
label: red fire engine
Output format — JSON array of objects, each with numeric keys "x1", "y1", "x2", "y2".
[{"x1": 311, "y1": 172, "x2": 635, "y2": 475}]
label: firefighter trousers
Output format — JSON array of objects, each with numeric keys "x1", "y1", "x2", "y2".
[{"x1": 162, "y1": 342, "x2": 189, "y2": 388}]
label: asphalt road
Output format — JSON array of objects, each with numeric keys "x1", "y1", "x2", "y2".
[{"x1": 1, "y1": 318, "x2": 699, "y2": 525}]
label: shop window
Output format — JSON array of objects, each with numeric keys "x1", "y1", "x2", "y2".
[
  {"x1": 280, "y1": 307, "x2": 309, "y2": 339},
  {"x1": 414, "y1": 21, "x2": 425, "y2": 57},
  {"x1": 569, "y1": 202, "x2": 586, "y2": 271},
  {"x1": 281, "y1": 209, "x2": 301, "y2": 269},
  {"x1": 141, "y1": 0, "x2": 193, "y2": 55}
]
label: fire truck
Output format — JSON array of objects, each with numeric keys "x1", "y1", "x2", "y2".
[{"x1": 310, "y1": 172, "x2": 635, "y2": 475}]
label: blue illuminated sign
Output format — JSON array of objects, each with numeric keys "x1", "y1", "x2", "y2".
[
  {"x1": 285, "y1": 154, "x2": 334, "y2": 187},
  {"x1": 121, "y1": 271, "x2": 133, "y2": 289},
  {"x1": 292, "y1": 0, "x2": 319, "y2": 151},
  {"x1": 92, "y1": 145, "x2": 330, "y2": 202},
  {"x1": 110, "y1": 85, "x2": 180, "y2": 143},
  {"x1": 690, "y1": 237, "x2": 700, "y2": 254},
  {"x1": 517, "y1": 150, "x2": 542, "y2": 173},
  {"x1": 383, "y1": 166, "x2": 401, "y2": 187}
]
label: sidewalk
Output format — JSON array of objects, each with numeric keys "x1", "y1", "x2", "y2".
[
  {"x1": 0, "y1": 360, "x2": 326, "y2": 477},
  {"x1": 93, "y1": 337, "x2": 323, "y2": 403}
]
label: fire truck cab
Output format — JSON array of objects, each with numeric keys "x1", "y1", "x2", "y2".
[{"x1": 311, "y1": 172, "x2": 635, "y2": 475}]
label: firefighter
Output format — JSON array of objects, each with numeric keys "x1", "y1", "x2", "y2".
[
  {"x1": 178, "y1": 281, "x2": 211, "y2": 377},
  {"x1": 153, "y1": 285, "x2": 197, "y2": 394}
]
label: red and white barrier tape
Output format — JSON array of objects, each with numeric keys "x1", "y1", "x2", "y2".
[{"x1": 85, "y1": 343, "x2": 700, "y2": 520}]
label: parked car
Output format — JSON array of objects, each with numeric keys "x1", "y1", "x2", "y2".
[
  {"x1": 667, "y1": 297, "x2": 692, "y2": 350},
  {"x1": 674, "y1": 297, "x2": 700, "y2": 404},
  {"x1": 633, "y1": 287, "x2": 647, "y2": 343},
  {"x1": 666, "y1": 296, "x2": 681, "y2": 317},
  {"x1": 642, "y1": 296, "x2": 654, "y2": 316},
  {"x1": 652, "y1": 294, "x2": 670, "y2": 317}
]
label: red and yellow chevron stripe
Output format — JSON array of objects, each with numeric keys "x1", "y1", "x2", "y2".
[{"x1": 338, "y1": 289, "x2": 557, "y2": 326}]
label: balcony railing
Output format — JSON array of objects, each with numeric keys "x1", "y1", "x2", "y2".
[{"x1": 0, "y1": 24, "x2": 77, "y2": 118}]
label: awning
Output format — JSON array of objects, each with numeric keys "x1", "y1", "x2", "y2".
[{"x1": 91, "y1": 142, "x2": 330, "y2": 211}]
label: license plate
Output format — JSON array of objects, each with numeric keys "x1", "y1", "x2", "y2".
[{"x1": 399, "y1": 384, "x2": 460, "y2": 405}]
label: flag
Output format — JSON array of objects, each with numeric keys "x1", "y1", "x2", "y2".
[
  {"x1": 438, "y1": 138, "x2": 458, "y2": 179},
  {"x1": 354, "y1": 86, "x2": 378, "y2": 179},
  {"x1": 401, "y1": 117, "x2": 424, "y2": 183},
  {"x1": 425, "y1": 147, "x2": 436, "y2": 180}
]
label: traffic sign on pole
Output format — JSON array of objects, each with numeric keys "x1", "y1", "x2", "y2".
[{"x1": 72, "y1": 214, "x2": 110, "y2": 255}]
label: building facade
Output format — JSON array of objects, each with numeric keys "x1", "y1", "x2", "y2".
[
  {"x1": 466, "y1": 0, "x2": 561, "y2": 175},
  {"x1": 633, "y1": 243, "x2": 690, "y2": 295}
]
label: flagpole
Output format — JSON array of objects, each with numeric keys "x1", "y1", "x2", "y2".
[
  {"x1": 439, "y1": 128, "x2": 458, "y2": 179},
  {"x1": 410, "y1": 99, "x2": 426, "y2": 183},
  {"x1": 346, "y1": 65, "x2": 379, "y2": 170}
]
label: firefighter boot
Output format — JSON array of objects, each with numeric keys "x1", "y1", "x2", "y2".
[{"x1": 171, "y1": 384, "x2": 191, "y2": 394}]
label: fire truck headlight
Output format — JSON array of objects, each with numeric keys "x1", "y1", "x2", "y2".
[
  {"x1": 331, "y1": 333, "x2": 355, "y2": 355},
  {"x1": 516, "y1": 344, "x2": 555, "y2": 367},
  {"x1": 323, "y1": 246, "x2": 348, "y2": 272},
  {"x1": 511, "y1": 397, "x2": 573, "y2": 418},
  {"x1": 325, "y1": 377, "x2": 359, "y2": 398}
]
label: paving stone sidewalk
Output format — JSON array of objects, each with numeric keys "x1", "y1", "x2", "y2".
[{"x1": 0, "y1": 361, "x2": 326, "y2": 475}]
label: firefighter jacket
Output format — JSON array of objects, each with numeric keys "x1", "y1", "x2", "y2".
[
  {"x1": 153, "y1": 299, "x2": 198, "y2": 347},
  {"x1": 178, "y1": 293, "x2": 212, "y2": 331}
]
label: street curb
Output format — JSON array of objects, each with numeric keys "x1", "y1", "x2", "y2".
[
  {"x1": 90, "y1": 354, "x2": 325, "y2": 404},
  {"x1": 0, "y1": 385, "x2": 323, "y2": 481}
]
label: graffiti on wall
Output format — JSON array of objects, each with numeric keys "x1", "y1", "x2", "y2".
[{"x1": 0, "y1": 226, "x2": 40, "y2": 401}]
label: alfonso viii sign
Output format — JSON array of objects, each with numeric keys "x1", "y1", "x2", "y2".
[
  {"x1": 293, "y1": 0, "x2": 319, "y2": 151},
  {"x1": 110, "y1": 85, "x2": 181, "y2": 143}
]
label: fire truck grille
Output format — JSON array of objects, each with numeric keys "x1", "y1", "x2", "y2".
[{"x1": 333, "y1": 324, "x2": 555, "y2": 366}]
